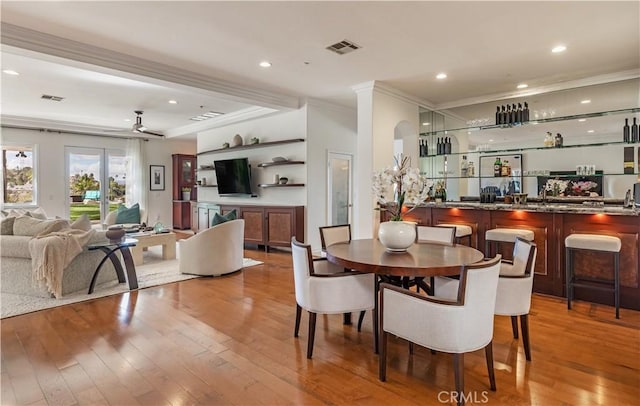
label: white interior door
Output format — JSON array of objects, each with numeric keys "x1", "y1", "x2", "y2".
[{"x1": 327, "y1": 152, "x2": 353, "y2": 225}]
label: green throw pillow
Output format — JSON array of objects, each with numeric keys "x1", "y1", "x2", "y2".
[
  {"x1": 211, "y1": 209, "x2": 237, "y2": 227},
  {"x1": 115, "y1": 203, "x2": 141, "y2": 224}
]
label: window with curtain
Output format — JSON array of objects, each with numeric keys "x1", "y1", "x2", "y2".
[{"x1": 2, "y1": 145, "x2": 37, "y2": 205}]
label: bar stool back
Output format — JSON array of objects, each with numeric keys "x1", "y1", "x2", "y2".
[{"x1": 565, "y1": 233, "x2": 621, "y2": 318}]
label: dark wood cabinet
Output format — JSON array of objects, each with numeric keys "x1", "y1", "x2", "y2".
[
  {"x1": 219, "y1": 204, "x2": 304, "y2": 250},
  {"x1": 172, "y1": 154, "x2": 196, "y2": 229}
]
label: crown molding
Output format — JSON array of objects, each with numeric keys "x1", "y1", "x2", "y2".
[
  {"x1": 352, "y1": 81, "x2": 437, "y2": 110},
  {"x1": 435, "y1": 69, "x2": 640, "y2": 110},
  {"x1": 1, "y1": 116, "x2": 160, "y2": 140},
  {"x1": 164, "y1": 107, "x2": 279, "y2": 138},
  {"x1": 304, "y1": 97, "x2": 356, "y2": 115},
  {"x1": 1, "y1": 23, "x2": 299, "y2": 111}
]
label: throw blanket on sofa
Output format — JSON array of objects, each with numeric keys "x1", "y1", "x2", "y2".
[{"x1": 28, "y1": 229, "x2": 95, "y2": 298}]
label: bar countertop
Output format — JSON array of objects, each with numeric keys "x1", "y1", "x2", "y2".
[{"x1": 414, "y1": 201, "x2": 639, "y2": 216}]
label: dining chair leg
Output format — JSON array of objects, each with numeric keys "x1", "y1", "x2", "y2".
[
  {"x1": 453, "y1": 353, "x2": 465, "y2": 406},
  {"x1": 520, "y1": 314, "x2": 531, "y2": 361},
  {"x1": 343, "y1": 312, "x2": 352, "y2": 325},
  {"x1": 408, "y1": 342, "x2": 414, "y2": 355},
  {"x1": 484, "y1": 341, "x2": 497, "y2": 391},
  {"x1": 307, "y1": 312, "x2": 317, "y2": 359},
  {"x1": 511, "y1": 315, "x2": 519, "y2": 339},
  {"x1": 294, "y1": 304, "x2": 302, "y2": 337},
  {"x1": 379, "y1": 331, "x2": 388, "y2": 381},
  {"x1": 373, "y1": 278, "x2": 380, "y2": 354},
  {"x1": 357, "y1": 310, "x2": 366, "y2": 332}
]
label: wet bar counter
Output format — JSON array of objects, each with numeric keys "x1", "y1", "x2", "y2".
[{"x1": 386, "y1": 203, "x2": 640, "y2": 310}]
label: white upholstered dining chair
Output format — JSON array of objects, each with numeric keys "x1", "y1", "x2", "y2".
[
  {"x1": 379, "y1": 255, "x2": 502, "y2": 405},
  {"x1": 435, "y1": 237, "x2": 537, "y2": 361},
  {"x1": 291, "y1": 237, "x2": 376, "y2": 359}
]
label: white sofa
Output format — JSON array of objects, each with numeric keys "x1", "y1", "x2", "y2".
[
  {"x1": 1, "y1": 217, "x2": 117, "y2": 298},
  {"x1": 102, "y1": 208, "x2": 147, "y2": 229},
  {"x1": 178, "y1": 219, "x2": 245, "y2": 276}
]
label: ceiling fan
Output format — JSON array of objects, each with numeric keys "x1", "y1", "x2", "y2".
[{"x1": 128, "y1": 110, "x2": 164, "y2": 137}]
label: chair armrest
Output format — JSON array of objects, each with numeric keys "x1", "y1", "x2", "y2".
[
  {"x1": 380, "y1": 282, "x2": 462, "y2": 306},
  {"x1": 499, "y1": 274, "x2": 531, "y2": 279}
]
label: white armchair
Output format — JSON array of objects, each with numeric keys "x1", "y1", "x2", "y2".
[
  {"x1": 379, "y1": 256, "x2": 502, "y2": 405},
  {"x1": 291, "y1": 237, "x2": 376, "y2": 359},
  {"x1": 178, "y1": 219, "x2": 245, "y2": 276}
]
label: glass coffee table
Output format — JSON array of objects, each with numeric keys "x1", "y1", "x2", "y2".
[{"x1": 87, "y1": 238, "x2": 138, "y2": 294}]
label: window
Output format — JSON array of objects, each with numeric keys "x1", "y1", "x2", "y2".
[{"x1": 2, "y1": 145, "x2": 36, "y2": 205}]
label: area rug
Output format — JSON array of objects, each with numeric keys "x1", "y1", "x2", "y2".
[{"x1": 1, "y1": 247, "x2": 263, "y2": 319}]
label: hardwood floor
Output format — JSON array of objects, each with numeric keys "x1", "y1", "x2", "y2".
[{"x1": 2, "y1": 248, "x2": 639, "y2": 405}]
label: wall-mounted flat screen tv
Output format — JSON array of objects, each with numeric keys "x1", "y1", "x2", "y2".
[{"x1": 214, "y1": 157, "x2": 254, "y2": 196}]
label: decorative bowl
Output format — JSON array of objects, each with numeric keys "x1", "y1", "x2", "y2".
[
  {"x1": 272, "y1": 156, "x2": 287, "y2": 162},
  {"x1": 105, "y1": 227, "x2": 125, "y2": 243},
  {"x1": 279, "y1": 177, "x2": 289, "y2": 184}
]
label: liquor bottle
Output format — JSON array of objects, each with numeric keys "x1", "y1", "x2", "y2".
[
  {"x1": 512, "y1": 104, "x2": 517, "y2": 123},
  {"x1": 418, "y1": 139, "x2": 423, "y2": 157},
  {"x1": 437, "y1": 138, "x2": 442, "y2": 155},
  {"x1": 424, "y1": 139, "x2": 428, "y2": 156},
  {"x1": 496, "y1": 106, "x2": 501, "y2": 125},
  {"x1": 555, "y1": 133, "x2": 563, "y2": 147},
  {"x1": 516, "y1": 103, "x2": 523, "y2": 123},
  {"x1": 623, "y1": 118, "x2": 630, "y2": 143},
  {"x1": 501, "y1": 105, "x2": 507, "y2": 124},
  {"x1": 467, "y1": 161, "x2": 475, "y2": 177},
  {"x1": 632, "y1": 118, "x2": 639, "y2": 143},
  {"x1": 523, "y1": 102, "x2": 530, "y2": 122},
  {"x1": 444, "y1": 137, "x2": 452, "y2": 155},
  {"x1": 460, "y1": 155, "x2": 468, "y2": 177},
  {"x1": 506, "y1": 104, "x2": 512, "y2": 124},
  {"x1": 494, "y1": 157, "x2": 502, "y2": 177}
]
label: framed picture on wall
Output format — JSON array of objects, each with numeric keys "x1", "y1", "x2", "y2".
[
  {"x1": 479, "y1": 154, "x2": 523, "y2": 196},
  {"x1": 150, "y1": 165, "x2": 165, "y2": 191}
]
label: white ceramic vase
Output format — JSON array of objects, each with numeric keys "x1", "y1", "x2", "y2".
[{"x1": 378, "y1": 221, "x2": 416, "y2": 252}]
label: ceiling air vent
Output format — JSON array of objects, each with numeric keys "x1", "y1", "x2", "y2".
[
  {"x1": 41, "y1": 94, "x2": 65, "y2": 102},
  {"x1": 326, "y1": 39, "x2": 361, "y2": 55}
]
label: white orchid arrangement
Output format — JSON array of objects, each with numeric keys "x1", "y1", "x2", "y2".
[{"x1": 372, "y1": 155, "x2": 433, "y2": 221}]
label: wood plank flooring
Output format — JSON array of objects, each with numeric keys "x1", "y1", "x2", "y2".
[{"x1": 2, "y1": 248, "x2": 639, "y2": 405}]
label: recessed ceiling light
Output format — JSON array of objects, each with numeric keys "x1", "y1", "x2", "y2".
[
  {"x1": 124, "y1": 119, "x2": 131, "y2": 122},
  {"x1": 259, "y1": 61, "x2": 272, "y2": 68},
  {"x1": 580, "y1": 99, "x2": 591, "y2": 104},
  {"x1": 168, "y1": 100, "x2": 178, "y2": 104},
  {"x1": 587, "y1": 130, "x2": 595, "y2": 133},
  {"x1": 436, "y1": 73, "x2": 447, "y2": 80},
  {"x1": 578, "y1": 119, "x2": 586, "y2": 122},
  {"x1": 552, "y1": 45, "x2": 567, "y2": 53},
  {"x1": 422, "y1": 122, "x2": 430, "y2": 126},
  {"x1": 517, "y1": 83, "x2": 528, "y2": 89},
  {"x1": 3, "y1": 69, "x2": 19, "y2": 75},
  {"x1": 489, "y1": 139, "x2": 494, "y2": 142},
  {"x1": 467, "y1": 132, "x2": 471, "y2": 135}
]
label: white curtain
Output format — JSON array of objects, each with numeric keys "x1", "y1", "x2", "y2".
[{"x1": 125, "y1": 138, "x2": 148, "y2": 212}]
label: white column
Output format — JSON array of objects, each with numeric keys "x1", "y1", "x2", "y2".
[{"x1": 352, "y1": 81, "x2": 421, "y2": 239}]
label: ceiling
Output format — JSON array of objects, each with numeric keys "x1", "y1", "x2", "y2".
[{"x1": 1, "y1": 1, "x2": 639, "y2": 140}]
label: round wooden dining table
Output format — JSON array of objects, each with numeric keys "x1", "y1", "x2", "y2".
[{"x1": 325, "y1": 239, "x2": 485, "y2": 277}]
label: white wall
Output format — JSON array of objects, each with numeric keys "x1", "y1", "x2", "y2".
[
  {"x1": 1, "y1": 127, "x2": 195, "y2": 226},
  {"x1": 196, "y1": 103, "x2": 357, "y2": 251},
  {"x1": 306, "y1": 100, "x2": 357, "y2": 252},
  {"x1": 197, "y1": 108, "x2": 307, "y2": 206}
]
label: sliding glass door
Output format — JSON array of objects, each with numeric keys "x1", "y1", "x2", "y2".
[{"x1": 65, "y1": 147, "x2": 126, "y2": 225}]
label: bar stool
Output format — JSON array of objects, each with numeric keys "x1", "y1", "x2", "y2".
[
  {"x1": 485, "y1": 228, "x2": 534, "y2": 258},
  {"x1": 565, "y1": 234, "x2": 621, "y2": 319},
  {"x1": 437, "y1": 223, "x2": 473, "y2": 246}
]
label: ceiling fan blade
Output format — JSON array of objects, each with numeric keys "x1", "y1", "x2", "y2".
[{"x1": 140, "y1": 129, "x2": 165, "y2": 137}]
